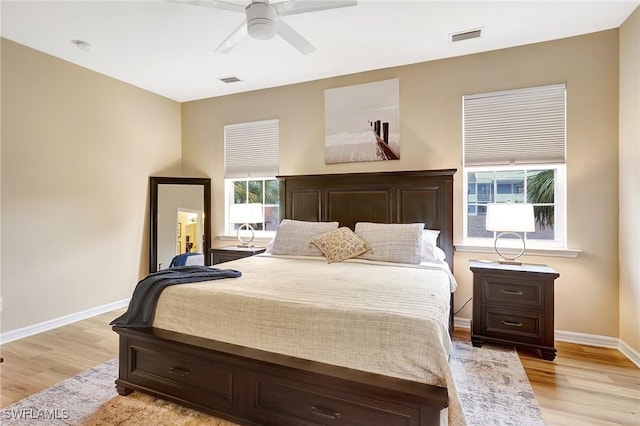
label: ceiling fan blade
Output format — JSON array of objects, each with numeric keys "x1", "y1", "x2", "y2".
[
  {"x1": 276, "y1": 19, "x2": 316, "y2": 55},
  {"x1": 274, "y1": 0, "x2": 357, "y2": 17},
  {"x1": 215, "y1": 19, "x2": 249, "y2": 53},
  {"x1": 174, "y1": 0, "x2": 247, "y2": 13}
]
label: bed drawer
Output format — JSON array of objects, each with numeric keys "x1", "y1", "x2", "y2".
[
  {"x1": 249, "y1": 372, "x2": 419, "y2": 426},
  {"x1": 129, "y1": 342, "x2": 236, "y2": 411}
]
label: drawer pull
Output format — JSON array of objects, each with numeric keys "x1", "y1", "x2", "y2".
[
  {"x1": 168, "y1": 366, "x2": 191, "y2": 377},
  {"x1": 310, "y1": 406, "x2": 341, "y2": 420},
  {"x1": 502, "y1": 320, "x2": 524, "y2": 327},
  {"x1": 501, "y1": 289, "x2": 523, "y2": 296}
]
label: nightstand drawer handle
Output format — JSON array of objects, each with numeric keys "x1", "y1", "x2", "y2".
[
  {"x1": 502, "y1": 320, "x2": 524, "y2": 327},
  {"x1": 311, "y1": 406, "x2": 341, "y2": 420},
  {"x1": 501, "y1": 289, "x2": 523, "y2": 296},
  {"x1": 169, "y1": 366, "x2": 191, "y2": 377}
]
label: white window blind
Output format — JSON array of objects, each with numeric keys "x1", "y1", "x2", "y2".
[
  {"x1": 224, "y1": 119, "x2": 279, "y2": 178},
  {"x1": 463, "y1": 83, "x2": 566, "y2": 166}
]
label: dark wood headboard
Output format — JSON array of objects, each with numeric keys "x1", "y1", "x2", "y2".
[{"x1": 277, "y1": 169, "x2": 456, "y2": 272}]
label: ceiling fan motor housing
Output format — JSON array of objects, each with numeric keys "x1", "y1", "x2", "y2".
[{"x1": 247, "y1": 2, "x2": 277, "y2": 40}]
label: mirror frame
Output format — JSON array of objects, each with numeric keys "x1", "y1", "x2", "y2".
[{"x1": 149, "y1": 176, "x2": 212, "y2": 273}]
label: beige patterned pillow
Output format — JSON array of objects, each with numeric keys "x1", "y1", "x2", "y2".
[
  {"x1": 271, "y1": 219, "x2": 339, "y2": 257},
  {"x1": 355, "y1": 222, "x2": 424, "y2": 264},
  {"x1": 310, "y1": 227, "x2": 371, "y2": 263}
]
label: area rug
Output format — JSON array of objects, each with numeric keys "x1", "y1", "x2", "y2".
[{"x1": 1, "y1": 340, "x2": 544, "y2": 425}]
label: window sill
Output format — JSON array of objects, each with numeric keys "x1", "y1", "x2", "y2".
[{"x1": 454, "y1": 244, "x2": 581, "y2": 258}]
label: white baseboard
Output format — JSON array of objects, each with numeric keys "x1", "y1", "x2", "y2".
[
  {"x1": 555, "y1": 330, "x2": 640, "y2": 368},
  {"x1": 619, "y1": 339, "x2": 640, "y2": 368},
  {"x1": 553, "y1": 330, "x2": 619, "y2": 348},
  {"x1": 0, "y1": 298, "x2": 130, "y2": 345},
  {"x1": 454, "y1": 316, "x2": 640, "y2": 368},
  {"x1": 454, "y1": 317, "x2": 471, "y2": 329}
]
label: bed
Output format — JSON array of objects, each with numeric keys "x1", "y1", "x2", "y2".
[{"x1": 113, "y1": 169, "x2": 461, "y2": 426}]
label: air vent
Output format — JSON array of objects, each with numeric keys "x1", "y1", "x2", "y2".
[
  {"x1": 71, "y1": 39, "x2": 91, "y2": 51},
  {"x1": 219, "y1": 76, "x2": 242, "y2": 83},
  {"x1": 451, "y1": 29, "x2": 482, "y2": 43}
]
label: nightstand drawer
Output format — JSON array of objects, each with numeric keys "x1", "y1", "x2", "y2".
[
  {"x1": 482, "y1": 307, "x2": 545, "y2": 342},
  {"x1": 211, "y1": 246, "x2": 266, "y2": 265},
  {"x1": 481, "y1": 277, "x2": 544, "y2": 309},
  {"x1": 214, "y1": 251, "x2": 253, "y2": 264}
]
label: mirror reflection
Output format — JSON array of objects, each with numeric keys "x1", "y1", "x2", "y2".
[{"x1": 150, "y1": 177, "x2": 211, "y2": 273}]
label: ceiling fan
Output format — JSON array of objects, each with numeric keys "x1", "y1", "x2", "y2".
[{"x1": 179, "y1": 0, "x2": 357, "y2": 55}]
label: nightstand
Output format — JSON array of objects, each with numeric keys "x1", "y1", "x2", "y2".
[
  {"x1": 210, "y1": 246, "x2": 266, "y2": 265},
  {"x1": 470, "y1": 260, "x2": 560, "y2": 361}
]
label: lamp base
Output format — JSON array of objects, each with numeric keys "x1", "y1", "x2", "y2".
[
  {"x1": 498, "y1": 259, "x2": 523, "y2": 265},
  {"x1": 237, "y1": 223, "x2": 255, "y2": 248},
  {"x1": 236, "y1": 243, "x2": 255, "y2": 248},
  {"x1": 494, "y1": 231, "x2": 526, "y2": 266}
]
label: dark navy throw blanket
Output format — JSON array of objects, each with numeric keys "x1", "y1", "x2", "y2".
[
  {"x1": 169, "y1": 252, "x2": 202, "y2": 267},
  {"x1": 110, "y1": 265, "x2": 242, "y2": 328}
]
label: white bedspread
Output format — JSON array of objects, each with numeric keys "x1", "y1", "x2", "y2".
[{"x1": 153, "y1": 254, "x2": 466, "y2": 426}]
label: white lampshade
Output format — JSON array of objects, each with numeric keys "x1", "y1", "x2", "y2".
[
  {"x1": 486, "y1": 203, "x2": 535, "y2": 233},
  {"x1": 229, "y1": 203, "x2": 264, "y2": 224}
]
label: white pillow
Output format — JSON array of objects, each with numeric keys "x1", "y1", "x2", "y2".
[
  {"x1": 355, "y1": 222, "x2": 424, "y2": 264},
  {"x1": 422, "y1": 229, "x2": 446, "y2": 263},
  {"x1": 264, "y1": 237, "x2": 274, "y2": 254},
  {"x1": 433, "y1": 247, "x2": 447, "y2": 262},
  {"x1": 271, "y1": 219, "x2": 339, "y2": 257}
]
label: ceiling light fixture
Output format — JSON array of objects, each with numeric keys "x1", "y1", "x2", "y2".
[
  {"x1": 184, "y1": 0, "x2": 357, "y2": 55},
  {"x1": 247, "y1": 2, "x2": 277, "y2": 40}
]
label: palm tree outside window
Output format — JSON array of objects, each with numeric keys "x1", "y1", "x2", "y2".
[{"x1": 228, "y1": 178, "x2": 280, "y2": 234}]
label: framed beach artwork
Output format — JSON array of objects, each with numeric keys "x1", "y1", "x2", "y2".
[{"x1": 324, "y1": 78, "x2": 400, "y2": 164}]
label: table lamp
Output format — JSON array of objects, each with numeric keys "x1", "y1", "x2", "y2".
[
  {"x1": 485, "y1": 203, "x2": 535, "y2": 265},
  {"x1": 229, "y1": 203, "x2": 264, "y2": 247}
]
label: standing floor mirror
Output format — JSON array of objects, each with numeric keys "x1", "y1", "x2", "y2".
[{"x1": 149, "y1": 177, "x2": 211, "y2": 273}]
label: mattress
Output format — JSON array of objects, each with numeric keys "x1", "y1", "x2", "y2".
[{"x1": 153, "y1": 254, "x2": 465, "y2": 425}]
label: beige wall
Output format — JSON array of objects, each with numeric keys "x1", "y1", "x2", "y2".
[
  {"x1": 182, "y1": 30, "x2": 621, "y2": 338},
  {"x1": 619, "y1": 7, "x2": 640, "y2": 353},
  {"x1": 1, "y1": 39, "x2": 182, "y2": 332},
  {"x1": 1, "y1": 27, "x2": 630, "y2": 343}
]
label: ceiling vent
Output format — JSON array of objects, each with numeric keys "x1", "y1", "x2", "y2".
[
  {"x1": 451, "y1": 29, "x2": 482, "y2": 43},
  {"x1": 219, "y1": 76, "x2": 242, "y2": 84}
]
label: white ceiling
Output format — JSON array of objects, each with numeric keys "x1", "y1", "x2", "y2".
[{"x1": 2, "y1": 1, "x2": 638, "y2": 102}]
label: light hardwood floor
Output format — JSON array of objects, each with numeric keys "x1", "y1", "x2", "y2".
[{"x1": 1, "y1": 310, "x2": 638, "y2": 425}]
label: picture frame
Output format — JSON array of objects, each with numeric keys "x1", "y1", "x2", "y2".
[
  {"x1": 324, "y1": 78, "x2": 400, "y2": 164},
  {"x1": 177, "y1": 222, "x2": 182, "y2": 238}
]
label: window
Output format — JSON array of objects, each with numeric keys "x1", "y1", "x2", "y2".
[
  {"x1": 225, "y1": 178, "x2": 280, "y2": 234},
  {"x1": 463, "y1": 84, "x2": 566, "y2": 248},
  {"x1": 465, "y1": 166, "x2": 565, "y2": 243},
  {"x1": 224, "y1": 119, "x2": 280, "y2": 236}
]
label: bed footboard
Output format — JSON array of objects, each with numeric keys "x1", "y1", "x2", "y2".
[{"x1": 114, "y1": 326, "x2": 448, "y2": 426}]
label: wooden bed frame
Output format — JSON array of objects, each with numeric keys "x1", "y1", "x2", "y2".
[{"x1": 114, "y1": 169, "x2": 456, "y2": 426}]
